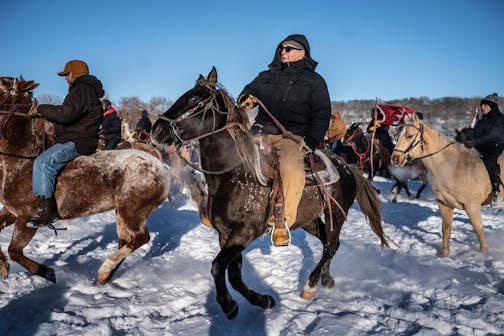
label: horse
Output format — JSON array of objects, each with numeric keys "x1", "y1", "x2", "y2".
[
  {"x1": 391, "y1": 113, "x2": 503, "y2": 257},
  {"x1": 0, "y1": 76, "x2": 172, "y2": 283},
  {"x1": 388, "y1": 160, "x2": 429, "y2": 203},
  {"x1": 151, "y1": 67, "x2": 389, "y2": 319},
  {"x1": 339, "y1": 122, "x2": 391, "y2": 181}
]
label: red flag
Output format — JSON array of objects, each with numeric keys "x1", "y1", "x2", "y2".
[{"x1": 376, "y1": 104, "x2": 416, "y2": 126}]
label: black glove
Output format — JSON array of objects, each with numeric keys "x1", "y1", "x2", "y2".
[
  {"x1": 463, "y1": 139, "x2": 475, "y2": 148},
  {"x1": 304, "y1": 137, "x2": 319, "y2": 152},
  {"x1": 455, "y1": 127, "x2": 474, "y2": 144}
]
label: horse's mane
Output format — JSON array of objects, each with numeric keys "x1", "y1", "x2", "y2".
[{"x1": 212, "y1": 82, "x2": 257, "y2": 176}]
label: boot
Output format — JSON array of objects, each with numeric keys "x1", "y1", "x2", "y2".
[
  {"x1": 271, "y1": 220, "x2": 291, "y2": 247},
  {"x1": 26, "y1": 197, "x2": 60, "y2": 229}
]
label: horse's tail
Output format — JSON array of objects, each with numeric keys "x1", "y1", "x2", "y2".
[
  {"x1": 178, "y1": 169, "x2": 208, "y2": 220},
  {"x1": 349, "y1": 165, "x2": 390, "y2": 248}
]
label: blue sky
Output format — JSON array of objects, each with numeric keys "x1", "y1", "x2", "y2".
[{"x1": 2, "y1": 0, "x2": 503, "y2": 104}]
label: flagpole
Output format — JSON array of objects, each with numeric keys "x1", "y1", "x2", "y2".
[
  {"x1": 369, "y1": 98, "x2": 378, "y2": 179},
  {"x1": 470, "y1": 106, "x2": 479, "y2": 128}
]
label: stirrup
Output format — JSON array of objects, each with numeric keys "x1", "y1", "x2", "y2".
[
  {"x1": 270, "y1": 221, "x2": 291, "y2": 247},
  {"x1": 26, "y1": 219, "x2": 67, "y2": 235}
]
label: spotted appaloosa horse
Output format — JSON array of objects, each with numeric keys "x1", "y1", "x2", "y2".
[
  {"x1": 0, "y1": 76, "x2": 172, "y2": 283},
  {"x1": 151, "y1": 67, "x2": 389, "y2": 319},
  {"x1": 391, "y1": 113, "x2": 504, "y2": 256}
]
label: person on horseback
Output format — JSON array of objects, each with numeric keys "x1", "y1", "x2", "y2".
[
  {"x1": 101, "y1": 99, "x2": 122, "y2": 149},
  {"x1": 135, "y1": 109, "x2": 152, "y2": 142},
  {"x1": 367, "y1": 108, "x2": 395, "y2": 154},
  {"x1": 457, "y1": 93, "x2": 504, "y2": 206},
  {"x1": 27, "y1": 60, "x2": 104, "y2": 229},
  {"x1": 238, "y1": 34, "x2": 331, "y2": 246}
]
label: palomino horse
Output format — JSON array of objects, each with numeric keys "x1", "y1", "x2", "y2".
[
  {"x1": 340, "y1": 122, "x2": 391, "y2": 181},
  {"x1": 391, "y1": 113, "x2": 503, "y2": 257},
  {"x1": 0, "y1": 76, "x2": 172, "y2": 283},
  {"x1": 151, "y1": 67, "x2": 389, "y2": 319}
]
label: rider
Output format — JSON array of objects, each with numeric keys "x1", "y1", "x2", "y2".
[
  {"x1": 367, "y1": 108, "x2": 395, "y2": 154},
  {"x1": 459, "y1": 93, "x2": 504, "y2": 206},
  {"x1": 135, "y1": 109, "x2": 152, "y2": 142},
  {"x1": 238, "y1": 34, "x2": 331, "y2": 246},
  {"x1": 101, "y1": 99, "x2": 122, "y2": 149},
  {"x1": 27, "y1": 60, "x2": 104, "y2": 229}
]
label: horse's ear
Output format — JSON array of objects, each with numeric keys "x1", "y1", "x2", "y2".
[
  {"x1": 404, "y1": 113, "x2": 418, "y2": 124},
  {"x1": 207, "y1": 66, "x2": 217, "y2": 86},
  {"x1": 19, "y1": 80, "x2": 39, "y2": 92}
]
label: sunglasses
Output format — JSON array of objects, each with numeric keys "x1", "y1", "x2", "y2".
[{"x1": 281, "y1": 46, "x2": 301, "y2": 53}]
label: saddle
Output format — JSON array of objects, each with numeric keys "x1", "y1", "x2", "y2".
[{"x1": 253, "y1": 136, "x2": 340, "y2": 232}]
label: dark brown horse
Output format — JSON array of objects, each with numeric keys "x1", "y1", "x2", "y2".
[
  {"x1": 0, "y1": 76, "x2": 172, "y2": 283},
  {"x1": 339, "y1": 122, "x2": 392, "y2": 181},
  {"x1": 151, "y1": 67, "x2": 389, "y2": 319}
]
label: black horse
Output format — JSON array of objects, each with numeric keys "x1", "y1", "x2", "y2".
[{"x1": 151, "y1": 67, "x2": 389, "y2": 319}]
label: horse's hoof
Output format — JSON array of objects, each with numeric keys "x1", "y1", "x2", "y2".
[
  {"x1": 261, "y1": 295, "x2": 275, "y2": 309},
  {"x1": 224, "y1": 301, "x2": 238, "y2": 320},
  {"x1": 481, "y1": 246, "x2": 489, "y2": 255},
  {"x1": 391, "y1": 199, "x2": 397, "y2": 203},
  {"x1": 439, "y1": 249, "x2": 450, "y2": 258},
  {"x1": 97, "y1": 272, "x2": 110, "y2": 284},
  {"x1": 44, "y1": 267, "x2": 56, "y2": 283},
  {"x1": 0, "y1": 263, "x2": 9, "y2": 279},
  {"x1": 301, "y1": 289, "x2": 317, "y2": 300}
]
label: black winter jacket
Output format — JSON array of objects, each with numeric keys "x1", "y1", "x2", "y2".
[
  {"x1": 102, "y1": 108, "x2": 122, "y2": 140},
  {"x1": 240, "y1": 34, "x2": 331, "y2": 148},
  {"x1": 136, "y1": 116, "x2": 152, "y2": 133},
  {"x1": 474, "y1": 108, "x2": 504, "y2": 154},
  {"x1": 38, "y1": 75, "x2": 104, "y2": 155}
]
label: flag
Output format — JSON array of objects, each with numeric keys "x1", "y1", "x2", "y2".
[{"x1": 376, "y1": 104, "x2": 416, "y2": 126}]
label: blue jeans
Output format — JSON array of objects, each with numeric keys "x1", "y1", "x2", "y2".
[{"x1": 32, "y1": 142, "x2": 79, "y2": 198}]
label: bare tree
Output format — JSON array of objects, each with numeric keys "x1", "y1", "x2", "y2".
[{"x1": 36, "y1": 94, "x2": 62, "y2": 105}]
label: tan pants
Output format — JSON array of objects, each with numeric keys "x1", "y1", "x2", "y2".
[{"x1": 267, "y1": 134, "x2": 308, "y2": 225}]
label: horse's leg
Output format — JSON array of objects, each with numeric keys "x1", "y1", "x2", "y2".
[
  {"x1": 465, "y1": 205, "x2": 488, "y2": 254},
  {"x1": 402, "y1": 182, "x2": 412, "y2": 198},
  {"x1": 438, "y1": 203, "x2": 454, "y2": 257},
  {"x1": 415, "y1": 181, "x2": 428, "y2": 198},
  {"x1": 97, "y1": 212, "x2": 150, "y2": 284},
  {"x1": 302, "y1": 218, "x2": 342, "y2": 300},
  {"x1": 227, "y1": 253, "x2": 275, "y2": 309},
  {"x1": 8, "y1": 217, "x2": 55, "y2": 282},
  {"x1": 0, "y1": 209, "x2": 17, "y2": 279}
]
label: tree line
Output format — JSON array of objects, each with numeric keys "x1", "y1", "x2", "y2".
[{"x1": 38, "y1": 93, "x2": 482, "y2": 137}]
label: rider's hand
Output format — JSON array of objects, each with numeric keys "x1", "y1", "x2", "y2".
[{"x1": 237, "y1": 94, "x2": 257, "y2": 110}]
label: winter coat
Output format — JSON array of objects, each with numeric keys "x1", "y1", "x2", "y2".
[
  {"x1": 102, "y1": 108, "x2": 122, "y2": 140},
  {"x1": 473, "y1": 109, "x2": 504, "y2": 154},
  {"x1": 240, "y1": 34, "x2": 331, "y2": 149},
  {"x1": 38, "y1": 75, "x2": 104, "y2": 155},
  {"x1": 136, "y1": 116, "x2": 152, "y2": 133}
]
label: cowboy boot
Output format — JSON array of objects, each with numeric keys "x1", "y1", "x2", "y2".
[
  {"x1": 272, "y1": 220, "x2": 291, "y2": 247},
  {"x1": 26, "y1": 197, "x2": 60, "y2": 229}
]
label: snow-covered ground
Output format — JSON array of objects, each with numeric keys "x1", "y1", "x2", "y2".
[{"x1": 0, "y1": 177, "x2": 503, "y2": 336}]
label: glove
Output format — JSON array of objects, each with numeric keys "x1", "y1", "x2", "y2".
[
  {"x1": 237, "y1": 94, "x2": 257, "y2": 110},
  {"x1": 463, "y1": 139, "x2": 475, "y2": 148},
  {"x1": 304, "y1": 136, "x2": 319, "y2": 152},
  {"x1": 369, "y1": 120, "x2": 381, "y2": 132}
]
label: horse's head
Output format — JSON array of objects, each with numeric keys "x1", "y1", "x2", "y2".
[
  {"x1": 391, "y1": 113, "x2": 423, "y2": 166},
  {"x1": 0, "y1": 76, "x2": 39, "y2": 111},
  {"x1": 343, "y1": 122, "x2": 363, "y2": 144},
  {"x1": 152, "y1": 67, "x2": 238, "y2": 146}
]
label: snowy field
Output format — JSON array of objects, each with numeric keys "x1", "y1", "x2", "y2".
[{"x1": 0, "y1": 177, "x2": 503, "y2": 336}]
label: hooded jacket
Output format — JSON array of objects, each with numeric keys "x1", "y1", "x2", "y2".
[
  {"x1": 102, "y1": 107, "x2": 122, "y2": 140},
  {"x1": 474, "y1": 107, "x2": 504, "y2": 153},
  {"x1": 240, "y1": 34, "x2": 331, "y2": 148},
  {"x1": 38, "y1": 75, "x2": 104, "y2": 155}
]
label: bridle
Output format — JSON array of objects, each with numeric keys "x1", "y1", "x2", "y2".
[
  {"x1": 157, "y1": 82, "x2": 243, "y2": 174},
  {"x1": 393, "y1": 122, "x2": 454, "y2": 163},
  {"x1": 0, "y1": 85, "x2": 43, "y2": 159}
]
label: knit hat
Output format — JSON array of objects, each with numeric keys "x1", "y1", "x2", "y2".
[
  {"x1": 58, "y1": 60, "x2": 89, "y2": 78},
  {"x1": 481, "y1": 92, "x2": 499, "y2": 110},
  {"x1": 281, "y1": 40, "x2": 305, "y2": 51}
]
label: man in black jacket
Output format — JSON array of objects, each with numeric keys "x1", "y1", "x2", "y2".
[
  {"x1": 27, "y1": 60, "x2": 104, "y2": 228},
  {"x1": 238, "y1": 34, "x2": 331, "y2": 246},
  {"x1": 459, "y1": 93, "x2": 504, "y2": 206},
  {"x1": 101, "y1": 99, "x2": 122, "y2": 149}
]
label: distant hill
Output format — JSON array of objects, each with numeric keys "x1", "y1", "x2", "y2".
[{"x1": 331, "y1": 96, "x2": 482, "y2": 137}]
